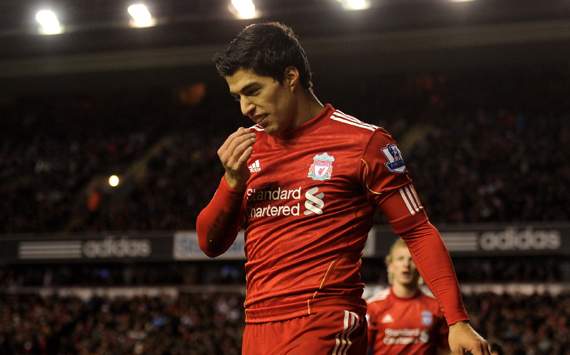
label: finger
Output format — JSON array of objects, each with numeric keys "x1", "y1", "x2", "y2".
[
  {"x1": 218, "y1": 127, "x2": 251, "y2": 153},
  {"x1": 226, "y1": 136, "x2": 255, "y2": 169},
  {"x1": 219, "y1": 129, "x2": 255, "y2": 157},
  {"x1": 218, "y1": 132, "x2": 255, "y2": 166},
  {"x1": 222, "y1": 134, "x2": 255, "y2": 167},
  {"x1": 222, "y1": 133, "x2": 256, "y2": 165},
  {"x1": 477, "y1": 341, "x2": 491, "y2": 355},
  {"x1": 236, "y1": 146, "x2": 253, "y2": 167},
  {"x1": 468, "y1": 343, "x2": 485, "y2": 355},
  {"x1": 482, "y1": 342, "x2": 492, "y2": 355}
]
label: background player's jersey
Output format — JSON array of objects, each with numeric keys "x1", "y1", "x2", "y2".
[
  {"x1": 367, "y1": 288, "x2": 449, "y2": 354},
  {"x1": 241, "y1": 104, "x2": 427, "y2": 322}
]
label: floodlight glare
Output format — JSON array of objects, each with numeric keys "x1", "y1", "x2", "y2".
[
  {"x1": 35, "y1": 9, "x2": 63, "y2": 35},
  {"x1": 229, "y1": 0, "x2": 258, "y2": 20},
  {"x1": 127, "y1": 3, "x2": 156, "y2": 28},
  {"x1": 449, "y1": 0, "x2": 475, "y2": 2},
  {"x1": 338, "y1": 0, "x2": 370, "y2": 11},
  {"x1": 108, "y1": 175, "x2": 120, "y2": 187}
]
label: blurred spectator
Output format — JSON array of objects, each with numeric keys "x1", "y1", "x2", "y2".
[{"x1": 0, "y1": 293, "x2": 243, "y2": 355}]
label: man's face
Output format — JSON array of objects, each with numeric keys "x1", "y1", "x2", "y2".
[
  {"x1": 226, "y1": 68, "x2": 296, "y2": 136},
  {"x1": 388, "y1": 245, "x2": 420, "y2": 287}
]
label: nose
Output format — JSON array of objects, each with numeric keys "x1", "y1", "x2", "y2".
[{"x1": 240, "y1": 96, "x2": 255, "y2": 117}]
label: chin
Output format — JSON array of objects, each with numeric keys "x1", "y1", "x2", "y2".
[{"x1": 263, "y1": 124, "x2": 281, "y2": 136}]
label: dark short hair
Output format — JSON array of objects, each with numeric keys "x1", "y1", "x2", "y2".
[{"x1": 213, "y1": 22, "x2": 313, "y2": 90}]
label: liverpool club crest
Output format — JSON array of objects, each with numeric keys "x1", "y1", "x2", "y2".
[
  {"x1": 421, "y1": 310, "x2": 433, "y2": 326},
  {"x1": 308, "y1": 153, "x2": 335, "y2": 181}
]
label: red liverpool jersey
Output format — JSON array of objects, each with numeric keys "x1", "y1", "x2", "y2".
[
  {"x1": 367, "y1": 288, "x2": 449, "y2": 354},
  {"x1": 197, "y1": 104, "x2": 468, "y2": 324},
  {"x1": 240, "y1": 104, "x2": 425, "y2": 322}
]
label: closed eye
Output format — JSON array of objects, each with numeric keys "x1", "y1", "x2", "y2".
[{"x1": 243, "y1": 87, "x2": 260, "y2": 97}]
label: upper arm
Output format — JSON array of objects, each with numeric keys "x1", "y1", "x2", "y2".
[{"x1": 360, "y1": 128, "x2": 428, "y2": 234}]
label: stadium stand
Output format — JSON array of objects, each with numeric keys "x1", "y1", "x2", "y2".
[
  {"x1": 1, "y1": 68, "x2": 568, "y2": 233},
  {"x1": 0, "y1": 292, "x2": 568, "y2": 354}
]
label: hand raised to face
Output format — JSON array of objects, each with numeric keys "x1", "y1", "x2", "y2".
[{"x1": 217, "y1": 127, "x2": 256, "y2": 190}]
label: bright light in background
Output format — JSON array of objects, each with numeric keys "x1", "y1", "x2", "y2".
[
  {"x1": 337, "y1": 0, "x2": 370, "y2": 11},
  {"x1": 35, "y1": 9, "x2": 63, "y2": 35},
  {"x1": 127, "y1": 3, "x2": 156, "y2": 28},
  {"x1": 108, "y1": 175, "x2": 120, "y2": 187},
  {"x1": 449, "y1": 0, "x2": 475, "y2": 2},
  {"x1": 229, "y1": 0, "x2": 259, "y2": 20}
]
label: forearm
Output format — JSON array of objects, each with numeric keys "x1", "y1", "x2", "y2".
[
  {"x1": 399, "y1": 221, "x2": 469, "y2": 325},
  {"x1": 196, "y1": 177, "x2": 243, "y2": 257}
]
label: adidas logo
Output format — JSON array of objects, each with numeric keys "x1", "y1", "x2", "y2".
[
  {"x1": 381, "y1": 314, "x2": 394, "y2": 324},
  {"x1": 248, "y1": 160, "x2": 261, "y2": 173}
]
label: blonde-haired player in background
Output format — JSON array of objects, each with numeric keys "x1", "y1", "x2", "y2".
[{"x1": 367, "y1": 239, "x2": 450, "y2": 354}]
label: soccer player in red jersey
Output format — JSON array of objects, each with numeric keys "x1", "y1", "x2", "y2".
[
  {"x1": 368, "y1": 239, "x2": 450, "y2": 355},
  {"x1": 197, "y1": 22, "x2": 490, "y2": 354}
]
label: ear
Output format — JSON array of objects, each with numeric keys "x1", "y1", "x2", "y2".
[
  {"x1": 284, "y1": 66, "x2": 300, "y2": 91},
  {"x1": 387, "y1": 262, "x2": 394, "y2": 276}
]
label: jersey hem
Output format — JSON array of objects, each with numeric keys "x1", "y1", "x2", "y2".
[{"x1": 244, "y1": 297, "x2": 367, "y2": 324}]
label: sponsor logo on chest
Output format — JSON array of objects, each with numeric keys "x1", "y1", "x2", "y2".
[{"x1": 245, "y1": 152, "x2": 338, "y2": 219}]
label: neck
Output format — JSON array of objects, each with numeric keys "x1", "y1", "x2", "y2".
[
  {"x1": 274, "y1": 88, "x2": 323, "y2": 139},
  {"x1": 292, "y1": 89, "x2": 324, "y2": 129},
  {"x1": 392, "y1": 283, "x2": 418, "y2": 298}
]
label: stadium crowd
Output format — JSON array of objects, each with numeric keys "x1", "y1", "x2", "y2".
[
  {"x1": 1, "y1": 68, "x2": 569, "y2": 233},
  {"x1": 0, "y1": 293, "x2": 243, "y2": 355},
  {"x1": 0, "y1": 291, "x2": 568, "y2": 355}
]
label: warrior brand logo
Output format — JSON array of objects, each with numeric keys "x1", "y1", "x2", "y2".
[
  {"x1": 308, "y1": 153, "x2": 335, "y2": 181},
  {"x1": 248, "y1": 159, "x2": 261, "y2": 173},
  {"x1": 382, "y1": 144, "x2": 406, "y2": 173},
  {"x1": 304, "y1": 187, "x2": 325, "y2": 215}
]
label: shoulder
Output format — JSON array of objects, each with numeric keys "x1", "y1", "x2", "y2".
[
  {"x1": 328, "y1": 108, "x2": 380, "y2": 134},
  {"x1": 419, "y1": 289, "x2": 445, "y2": 315},
  {"x1": 418, "y1": 288, "x2": 437, "y2": 302},
  {"x1": 327, "y1": 108, "x2": 396, "y2": 152}
]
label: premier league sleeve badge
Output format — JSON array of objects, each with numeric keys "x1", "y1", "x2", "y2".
[{"x1": 382, "y1": 144, "x2": 406, "y2": 173}]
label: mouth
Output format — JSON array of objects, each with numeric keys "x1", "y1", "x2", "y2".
[{"x1": 253, "y1": 114, "x2": 269, "y2": 127}]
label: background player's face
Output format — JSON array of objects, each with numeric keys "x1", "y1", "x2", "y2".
[
  {"x1": 226, "y1": 68, "x2": 296, "y2": 136},
  {"x1": 388, "y1": 245, "x2": 420, "y2": 287}
]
